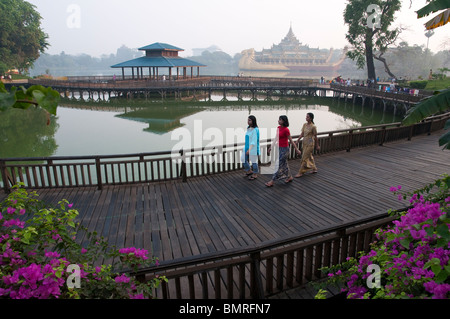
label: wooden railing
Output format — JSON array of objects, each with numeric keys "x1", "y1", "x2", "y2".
[
  {"x1": 28, "y1": 75, "x2": 314, "y2": 90},
  {"x1": 330, "y1": 83, "x2": 433, "y2": 104},
  {"x1": 1, "y1": 112, "x2": 449, "y2": 193},
  {"x1": 130, "y1": 212, "x2": 399, "y2": 299}
]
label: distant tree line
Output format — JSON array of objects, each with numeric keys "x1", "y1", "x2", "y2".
[
  {"x1": 29, "y1": 43, "x2": 449, "y2": 81},
  {"x1": 29, "y1": 46, "x2": 242, "y2": 77}
]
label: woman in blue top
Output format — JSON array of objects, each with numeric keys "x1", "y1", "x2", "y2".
[{"x1": 243, "y1": 115, "x2": 260, "y2": 180}]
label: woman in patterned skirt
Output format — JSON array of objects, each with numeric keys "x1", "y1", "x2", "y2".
[{"x1": 265, "y1": 115, "x2": 301, "y2": 187}]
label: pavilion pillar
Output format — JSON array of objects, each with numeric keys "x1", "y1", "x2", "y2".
[
  {"x1": 132, "y1": 68, "x2": 135, "y2": 80},
  {"x1": 122, "y1": 68, "x2": 125, "y2": 80},
  {"x1": 169, "y1": 67, "x2": 172, "y2": 79}
]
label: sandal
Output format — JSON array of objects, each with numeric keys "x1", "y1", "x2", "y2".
[
  {"x1": 248, "y1": 175, "x2": 258, "y2": 180},
  {"x1": 265, "y1": 181, "x2": 274, "y2": 187},
  {"x1": 294, "y1": 174, "x2": 303, "y2": 178},
  {"x1": 285, "y1": 177, "x2": 293, "y2": 183}
]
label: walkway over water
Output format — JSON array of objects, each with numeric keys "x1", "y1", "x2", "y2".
[
  {"x1": 2, "y1": 132, "x2": 448, "y2": 264},
  {"x1": 21, "y1": 76, "x2": 430, "y2": 107}
]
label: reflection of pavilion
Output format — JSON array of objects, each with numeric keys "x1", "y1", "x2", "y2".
[
  {"x1": 115, "y1": 106, "x2": 203, "y2": 134},
  {"x1": 111, "y1": 43, "x2": 206, "y2": 80}
]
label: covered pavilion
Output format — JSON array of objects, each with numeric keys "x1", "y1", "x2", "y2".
[{"x1": 111, "y1": 43, "x2": 206, "y2": 80}]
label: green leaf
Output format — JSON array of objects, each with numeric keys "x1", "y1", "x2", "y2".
[
  {"x1": 13, "y1": 86, "x2": 34, "y2": 110},
  {"x1": 30, "y1": 86, "x2": 59, "y2": 115},
  {"x1": 55, "y1": 269, "x2": 62, "y2": 278},
  {"x1": 416, "y1": 0, "x2": 450, "y2": 18},
  {"x1": 431, "y1": 264, "x2": 442, "y2": 276},
  {"x1": 436, "y1": 223, "x2": 450, "y2": 240},
  {"x1": 435, "y1": 269, "x2": 449, "y2": 283},
  {"x1": 402, "y1": 89, "x2": 450, "y2": 126},
  {"x1": 399, "y1": 238, "x2": 411, "y2": 249},
  {"x1": 0, "y1": 90, "x2": 17, "y2": 112}
]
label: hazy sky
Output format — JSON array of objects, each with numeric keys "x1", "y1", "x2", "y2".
[{"x1": 27, "y1": 0, "x2": 449, "y2": 57}]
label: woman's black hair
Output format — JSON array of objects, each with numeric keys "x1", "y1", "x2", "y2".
[
  {"x1": 307, "y1": 112, "x2": 315, "y2": 124},
  {"x1": 248, "y1": 115, "x2": 258, "y2": 128},
  {"x1": 279, "y1": 115, "x2": 289, "y2": 127}
]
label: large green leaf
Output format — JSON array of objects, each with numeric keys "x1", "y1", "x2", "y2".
[
  {"x1": 402, "y1": 89, "x2": 450, "y2": 126},
  {"x1": 29, "y1": 86, "x2": 59, "y2": 115},
  {"x1": 0, "y1": 83, "x2": 60, "y2": 115},
  {"x1": 417, "y1": 0, "x2": 450, "y2": 18}
]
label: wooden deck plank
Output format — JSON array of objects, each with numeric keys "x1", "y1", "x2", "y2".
[{"x1": 1, "y1": 131, "x2": 448, "y2": 268}]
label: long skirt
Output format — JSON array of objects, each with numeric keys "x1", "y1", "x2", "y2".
[
  {"x1": 299, "y1": 142, "x2": 317, "y2": 174},
  {"x1": 272, "y1": 146, "x2": 291, "y2": 181}
]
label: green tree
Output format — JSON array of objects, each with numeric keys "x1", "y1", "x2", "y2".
[
  {"x1": 0, "y1": 0, "x2": 49, "y2": 73},
  {"x1": 344, "y1": 0, "x2": 402, "y2": 82}
]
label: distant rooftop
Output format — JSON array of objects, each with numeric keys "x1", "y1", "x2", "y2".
[{"x1": 138, "y1": 42, "x2": 184, "y2": 51}]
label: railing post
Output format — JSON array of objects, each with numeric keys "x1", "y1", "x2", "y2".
[
  {"x1": 95, "y1": 157, "x2": 103, "y2": 190},
  {"x1": 427, "y1": 119, "x2": 433, "y2": 135},
  {"x1": 408, "y1": 125, "x2": 414, "y2": 141},
  {"x1": 250, "y1": 252, "x2": 265, "y2": 299},
  {"x1": 0, "y1": 160, "x2": 11, "y2": 194},
  {"x1": 346, "y1": 130, "x2": 353, "y2": 152},
  {"x1": 180, "y1": 149, "x2": 187, "y2": 183},
  {"x1": 379, "y1": 126, "x2": 387, "y2": 146}
]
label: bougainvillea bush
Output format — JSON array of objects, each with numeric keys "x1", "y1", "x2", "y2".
[
  {"x1": 316, "y1": 175, "x2": 450, "y2": 299},
  {"x1": 0, "y1": 184, "x2": 166, "y2": 299}
]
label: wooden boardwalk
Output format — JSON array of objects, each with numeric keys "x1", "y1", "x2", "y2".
[{"x1": 1, "y1": 132, "x2": 448, "y2": 266}]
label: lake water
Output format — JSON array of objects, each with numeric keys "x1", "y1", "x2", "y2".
[{"x1": 0, "y1": 96, "x2": 403, "y2": 159}]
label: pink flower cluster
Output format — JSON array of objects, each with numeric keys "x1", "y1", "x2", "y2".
[
  {"x1": 1, "y1": 261, "x2": 66, "y2": 299},
  {"x1": 1, "y1": 192, "x2": 161, "y2": 299},
  {"x1": 118, "y1": 247, "x2": 149, "y2": 260},
  {"x1": 327, "y1": 188, "x2": 450, "y2": 299}
]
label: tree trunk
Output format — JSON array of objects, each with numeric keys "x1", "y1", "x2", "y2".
[
  {"x1": 365, "y1": 29, "x2": 377, "y2": 84},
  {"x1": 365, "y1": 41, "x2": 377, "y2": 83}
]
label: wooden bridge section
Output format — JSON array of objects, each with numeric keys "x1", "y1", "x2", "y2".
[
  {"x1": 1, "y1": 114, "x2": 449, "y2": 299},
  {"x1": 23, "y1": 76, "x2": 432, "y2": 107}
]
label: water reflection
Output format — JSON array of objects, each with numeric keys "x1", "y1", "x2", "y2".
[
  {"x1": 0, "y1": 97, "x2": 403, "y2": 158},
  {"x1": 0, "y1": 107, "x2": 58, "y2": 158},
  {"x1": 116, "y1": 105, "x2": 204, "y2": 134}
]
